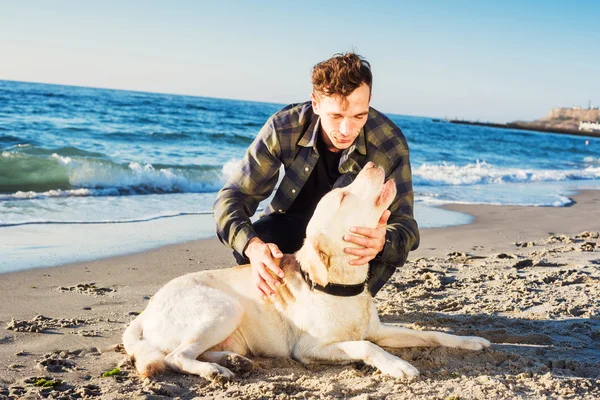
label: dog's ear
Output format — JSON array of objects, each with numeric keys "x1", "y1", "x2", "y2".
[{"x1": 299, "y1": 235, "x2": 330, "y2": 287}]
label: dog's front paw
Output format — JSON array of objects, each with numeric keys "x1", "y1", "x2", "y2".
[
  {"x1": 379, "y1": 358, "x2": 420, "y2": 379},
  {"x1": 456, "y1": 336, "x2": 491, "y2": 351}
]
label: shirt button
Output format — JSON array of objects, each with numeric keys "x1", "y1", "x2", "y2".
[
  {"x1": 304, "y1": 167, "x2": 309, "y2": 172},
  {"x1": 278, "y1": 209, "x2": 283, "y2": 213},
  {"x1": 292, "y1": 189, "x2": 296, "y2": 194}
]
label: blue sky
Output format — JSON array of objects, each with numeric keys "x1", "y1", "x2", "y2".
[{"x1": 1, "y1": 0, "x2": 599, "y2": 122}]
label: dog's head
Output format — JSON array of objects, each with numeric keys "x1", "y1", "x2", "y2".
[{"x1": 298, "y1": 162, "x2": 397, "y2": 286}]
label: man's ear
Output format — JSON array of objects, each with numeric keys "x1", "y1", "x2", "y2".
[
  {"x1": 298, "y1": 235, "x2": 329, "y2": 287},
  {"x1": 310, "y1": 92, "x2": 320, "y2": 114}
]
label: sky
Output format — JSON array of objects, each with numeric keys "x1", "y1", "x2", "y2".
[{"x1": 1, "y1": 0, "x2": 599, "y2": 123}]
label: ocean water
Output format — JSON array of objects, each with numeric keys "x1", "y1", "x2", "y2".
[{"x1": 1, "y1": 80, "x2": 599, "y2": 271}]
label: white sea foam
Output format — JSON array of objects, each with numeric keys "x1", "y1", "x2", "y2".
[
  {"x1": 413, "y1": 161, "x2": 600, "y2": 186},
  {"x1": 51, "y1": 153, "x2": 72, "y2": 165},
  {"x1": 416, "y1": 194, "x2": 573, "y2": 207},
  {"x1": 3, "y1": 188, "x2": 95, "y2": 200},
  {"x1": 222, "y1": 158, "x2": 242, "y2": 178},
  {"x1": 1, "y1": 151, "x2": 19, "y2": 158},
  {"x1": 584, "y1": 156, "x2": 600, "y2": 164},
  {"x1": 2, "y1": 150, "x2": 227, "y2": 195}
]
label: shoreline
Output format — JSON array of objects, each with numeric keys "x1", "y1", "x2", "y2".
[
  {"x1": 416, "y1": 189, "x2": 600, "y2": 258},
  {"x1": 1, "y1": 202, "x2": 475, "y2": 275},
  {"x1": 4, "y1": 186, "x2": 599, "y2": 275},
  {"x1": 2, "y1": 189, "x2": 598, "y2": 277}
]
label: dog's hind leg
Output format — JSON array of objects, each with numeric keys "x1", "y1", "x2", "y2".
[
  {"x1": 164, "y1": 342, "x2": 236, "y2": 380},
  {"x1": 163, "y1": 300, "x2": 244, "y2": 380},
  {"x1": 199, "y1": 351, "x2": 254, "y2": 373}
]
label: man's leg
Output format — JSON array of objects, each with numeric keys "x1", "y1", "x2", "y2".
[
  {"x1": 233, "y1": 213, "x2": 310, "y2": 265},
  {"x1": 367, "y1": 260, "x2": 398, "y2": 297}
]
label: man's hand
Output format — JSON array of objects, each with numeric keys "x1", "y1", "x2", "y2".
[
  {"x1": 344, "y1": 209, "x2": 390, "y2": 265},
  {"x1": 244, "y1": 237, "x2": 284, "y2": 299}
]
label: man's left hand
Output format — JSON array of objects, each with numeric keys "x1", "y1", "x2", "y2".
[{"x1": 344, "y1": 209, "x2": 391, "y2": 265}]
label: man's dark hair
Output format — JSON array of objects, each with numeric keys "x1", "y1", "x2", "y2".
[{"x1": 311, "y1": 52, "x2": 372, "y2": 98}]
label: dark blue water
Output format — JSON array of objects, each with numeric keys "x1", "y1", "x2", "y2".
[{"x1": 1, "y1": 80, "x2": 599, "y2": 228}]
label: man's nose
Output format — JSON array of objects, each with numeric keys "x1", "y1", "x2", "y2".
[
  {"x1": 339, "y1": 118, "x2": 354, "y2": 135},
  {"x1": 339, "y1": 118, "x2": 348, "y2": 135}
]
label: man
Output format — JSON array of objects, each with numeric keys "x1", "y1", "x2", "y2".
[{"x1": 214, "y1": 52, "x2": 419, "y2": 299}]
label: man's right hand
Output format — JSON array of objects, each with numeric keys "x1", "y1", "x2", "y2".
[{"x1": 244, "y1": 237, "x2": 285, "y2": 299}]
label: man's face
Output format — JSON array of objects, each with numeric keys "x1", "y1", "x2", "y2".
[{"x1": 311, "y1": 83, "x2": 371, "y2": 153}]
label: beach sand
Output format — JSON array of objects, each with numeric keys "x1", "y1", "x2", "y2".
[{"x1": 1, "y1": 191, "x2": 599, "y2": 399}]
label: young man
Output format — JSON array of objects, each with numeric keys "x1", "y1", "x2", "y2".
[{"x1": 214, "y1": 53, "x2": 419, "y2": 299}]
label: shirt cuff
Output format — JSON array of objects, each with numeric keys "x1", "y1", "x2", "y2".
[
  {"x1": 376, "y1": 229, "x2": 407, "y2": 265},
  {"x1": 232, "y1": 223, "x2": 258, "y2": 257}
]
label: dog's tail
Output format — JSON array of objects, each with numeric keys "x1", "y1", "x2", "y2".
[{"x1": 122, "y1": 316, "x2": 166, "y2": 377}]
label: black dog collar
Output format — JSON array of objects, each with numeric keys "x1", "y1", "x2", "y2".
[{"x1": 300, "y1": 268, "x2": 366, "y2": 297}]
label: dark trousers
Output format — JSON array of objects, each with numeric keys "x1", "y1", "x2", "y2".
[{"x1": 233, "y1": 213, "x2": 396, "y2": 296}]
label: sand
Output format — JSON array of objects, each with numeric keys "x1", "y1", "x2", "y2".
[{"x1": 1, "y1": 190, "x2": 599, "y2": 399}]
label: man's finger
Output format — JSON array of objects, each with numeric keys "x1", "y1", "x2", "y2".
[
  {"x1": 264, "y1": 250, "x2": 284, "y2": 278},
  {"x1": 349, "y1": 226, "x2": 378, "y2": 238},
  {"x1": 344, "y1": 246, "x2": 376, "y2": 257},
  {"x1": 257, "y1": 268, "x2": 277, "y2": 295},
  {"x1": 349, "y1": 255, "x2": 373, "y2": 265},
  {"x1": 254, "y1": 262, "x2": 278, "y2": 287},
  {"x1": 378, "y1": 209, "x2": 391, "y2": 226},
  {"x1": 344, "y1": 234, "x2": 376, "y2": 248},
  {"x1": 264, "y1": 261, "x2": 284, "y2": 279},
  {"x1": 258, "y1": 263, "x2": 281, "y2": 287},
  {"x1": 267, "y1": 243, "x2": 283, "y2": 258},
  {"x1": 257, "y1": 281, "x2": 274, "y2": 299}
]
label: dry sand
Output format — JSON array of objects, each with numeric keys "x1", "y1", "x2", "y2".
[{"x1": 1, "y1": 190, "x2": 599, "y2": 399}]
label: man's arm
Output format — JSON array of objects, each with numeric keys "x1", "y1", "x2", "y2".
[
  {"x1": 213, "y1": 117, "x2": 282, "y2": 256},
  {"x1": 377, "y1": 149, "x2": 420, "y2": 265},
  {"x1": 213, "y1": 116, "x2": 289, "y2": 299}
]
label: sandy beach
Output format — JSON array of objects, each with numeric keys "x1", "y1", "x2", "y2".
[{"x1": 1, "y1": 190, "x2": 599, "y2": 399}]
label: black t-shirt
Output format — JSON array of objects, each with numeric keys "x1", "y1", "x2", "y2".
[{"x1": 286, "y1": 134, "x2": 342, "y2": 219}]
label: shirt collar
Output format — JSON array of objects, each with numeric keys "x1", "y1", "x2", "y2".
[
  {"x1": 354, "y1": 126, "x2": 367, "y2": 155},
  {"x1": 298, "y1": 115, "x2": 368, "y2": 156},
  {"x1": 298, "y1": 115, "x2": 320, "y2": 149}
]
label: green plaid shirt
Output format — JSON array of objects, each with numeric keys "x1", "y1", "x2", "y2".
[{"x1": 214, "y1": 101, "x2": 419, "y2": 265}]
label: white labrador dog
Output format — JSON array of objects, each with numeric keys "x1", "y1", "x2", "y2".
[{"x1": 123, "y1": 163, "x2": 490, "y2": 379}]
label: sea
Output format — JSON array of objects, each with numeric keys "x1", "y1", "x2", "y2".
[{"x1": 1, "y1": 80, "x2": 599, "y2": 272}]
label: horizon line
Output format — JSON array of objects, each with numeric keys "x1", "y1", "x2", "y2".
[{"x1": 1, "y1": 78, "x2": 520, "y2": 123}]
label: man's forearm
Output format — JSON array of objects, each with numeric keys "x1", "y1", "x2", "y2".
[
  {"x1": 378, "y1": 217, "x2": 420, "y2": 266},
  {"x1": 214, "y1": 190, "x2": 260, "y2": 255}
]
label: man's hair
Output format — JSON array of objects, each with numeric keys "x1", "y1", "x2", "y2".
[{"x1": 311, "y1": 52, "x2": 372, "y2": 99}]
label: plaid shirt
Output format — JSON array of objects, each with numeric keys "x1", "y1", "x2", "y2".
[{"x1": 214, "y1": 101, "x2": 420, "y2": 266}]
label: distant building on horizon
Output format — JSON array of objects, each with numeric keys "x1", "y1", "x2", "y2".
[
  {"x1": 569, "y1": 103, "x2": 599, "y2": 111},
  {"x1": 579, "y1": 121, "x2": 600, "y2": 132}
]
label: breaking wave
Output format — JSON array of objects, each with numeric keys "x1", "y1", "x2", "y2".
[{"x1": 413, "y1": 160, "x2": 600, "y2": 186}]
